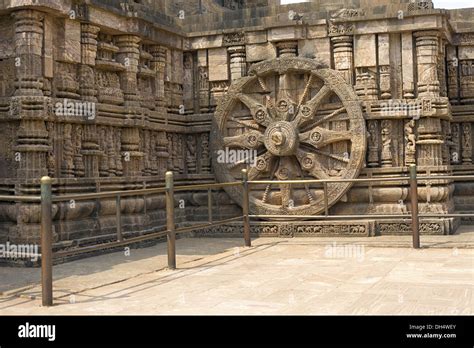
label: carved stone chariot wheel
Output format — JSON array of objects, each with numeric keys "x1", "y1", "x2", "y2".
[{"x1": 211, "y1": 57, "x2": 366, "y2": 219}]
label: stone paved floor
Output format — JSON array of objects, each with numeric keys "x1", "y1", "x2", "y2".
[{"x1": 0, "y1": 232, "x2": 473, "y2": 315}]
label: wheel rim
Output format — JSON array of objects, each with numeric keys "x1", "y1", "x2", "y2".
[{"x1": 211, "y1": 57, "x2": 366, "y2": 219}]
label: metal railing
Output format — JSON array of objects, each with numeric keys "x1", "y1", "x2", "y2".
[
  {"x1": 2, "y1": 165, "x2": 474, "y2": 306},
  {"x1": 35, "y1": 172, "x2": 249, "y2": 306}
]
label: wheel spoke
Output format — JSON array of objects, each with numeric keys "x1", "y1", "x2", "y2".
[
  {"x1": 313, "y1": 149, "x2": 350, "y2": 163},
  {"x1": 295, "y1": 148, "x2": 325, "y2": 179},
  {"x1": 299, "y1": 126, "x2": 352, "y2": 149},
  {"x1": 274, "y1": 73, "x2": 297, "y2": 121},
  {"x1": 223, "y1": 130, "x2": 264, "y2": 149},
  {"x1": 237, "y1": 93, "x2": 273, "y2": 127},
  {"x1": 230, "y1": 117, "x2": 260, "y2": 130},
  {"x1": 311, "y1": 107, "x2": 346, "y2": 128},
  {"x1": 247, "y1": 151, "x2": 274, "y2": 181},
  {"x1": 292, "y1": 85, "x2": 332, "y2": 127}
]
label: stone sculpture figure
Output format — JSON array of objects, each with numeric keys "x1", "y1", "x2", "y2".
[
  {"x1": 73, "y1": 125, "x2": 85, "y2": 177},
  {"x1": 62, "y1": 124, "x2": 75, "y2": 177},
  {"x1": 381, "y1": 120, "x2": 393, "y2": 167},
  {"x1": 405, "y1": 119, "x2": 416, "y2": 165},
  {"x1": 186, "y1": 135, "x2": 197, "y2": 174},
  {"x1": 201, "y1": 133, "x2": 211, "y2": 173}
]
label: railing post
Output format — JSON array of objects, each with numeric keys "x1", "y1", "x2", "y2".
[
  {"x1": 409, "y1": 165, "x2": 420, "y2": 249},
  {"x1": 116, "y1": 195, "x2": 122, "y2": 242},
  {"x1": 165, "y1": 171, "x2": 176, "y2": 269},
  {"x1": 323, "y1": 181, "x2": 329, "y2": 216},
  {"x1": 40, "y1": 176, "x2": 53, "y2": 307},
  {"x1": 242, "y1": 169, "x2": 251, "y2": 247},
  {"x1": 207, "y1": 188, "x2": 213, "y2": 224}
]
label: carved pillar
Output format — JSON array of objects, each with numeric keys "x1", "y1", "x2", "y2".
[
  {"x1": 402, "y1": 32, "x2": 415, "y2": 99},
  {"x1": 115, "y1": 35, "x2": 141, "y2": 106},
  {"x1": 98, "y1": 127, "x2": 109, "y2": 176},
  {"x1": 276, "y1": 41, "x2": 298, "y2": 58},
  {"x1": 186, "y1": 134, "x2": 197, "y2": 174},
  {"x1": 12, "y1": 10, "x2": 49, "y2": 179},
  {"x1": 381, "y1": 120, "x2": 393, "y2": 167},
  {"x1": 355, "y1": 68, "x2": 377, "y2": 100},
  {"x1": 228, "y1": 45, "x2": 246, "y2": 81},
  {"x1": 183, "y1": 52, "x2": 195, "y2": 114},
  {"x1": 417, "y1": 117, "x2": 443, "y2": 166},
  {"x1": 462, "y1": 123, "x2": 472, "y2": 164},
  {"x1": 150, "y1": 45, "x2": 167, "y2": 109},
  {"x1": 437, "y1": 39, "x2": 447, "y2": 98},
  {"x1": 446, "y1": 45, "x2": 459, "y2": 103},
  {"x1": 200, "y1": 133, "x2": 211, "y2": 173},
  {"x1": 167, "y1": 133, "x2": 173, "y2": 171},
  {"x1": 73, "y1": 125, "x2": 85, "y2": 177},
  {"x1": 367, "y1": 120, "x2": 379, "y2": 167},
  {"x1": 197, "y1": 50, "x2": 210, "y2": 113},
  {"x1": 451, "y1": 123, "x2": 461, "y2": 164},
  {"x1": 121, "y1": 127, "x2": 143, "y2": 177},
  {"x1": 441, "y1": 120, "x2": 451, "y2": 165},
  {"x1": 198, "y1": 66, "x2": 210, "y2": 113},
  {"x1": 459, "y1": 60, "x2": 474, "y2": 103},
  {"x1": 156, "y1": 132, "x2": 169, "y2": 176},
  {"x1": 354, "y1": 34, "x2": 377, "y2": 100},
  {"x1": 172, "y1": 133, "x2": 180, "y2": 172},
  {"x1": 80, "y1": 24, "x2": 100, "y2": 102},
  {"x1": 142, "y1": 130, "x2": 152, "y2": 176},
  {"x1": 331, "y1": 35, "x2": 354, "y2": 85},
  {"x1": 414, "y1": 31, "x2": 440, "y2": 97},
  {"x1": 12, "y1": 10, "x2": 44, "y2": 97},
  {"x1": 210, "y1": 81, "x2": 228, "y2": 111},
  {"x1": 62, "y1": 124, "x2": 75, "y2": 177},
  {"x1": 378, "y1": 34, "x2": 391, "y2": 99},
  {"x1": 404, "y1": 119, "x2": 416, "y2": 166},
  {"x1": 80, "y1": 24, "x2": 100, "y2": 178}
]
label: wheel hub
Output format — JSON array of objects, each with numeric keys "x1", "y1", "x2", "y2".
[{"x1": 264, "y1": 121, "x2": 299, "y2": 156}]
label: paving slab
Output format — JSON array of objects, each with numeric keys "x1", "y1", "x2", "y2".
[{"x1": 0, "y1": 233, "x2": 472, "y2": 315}]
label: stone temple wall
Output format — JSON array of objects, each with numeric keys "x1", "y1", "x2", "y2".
[{"x1": 0, "y1": 0, "x2": 473, "y2": 248}]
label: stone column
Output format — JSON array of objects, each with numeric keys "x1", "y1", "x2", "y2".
[
  {"x1": 446, "y1": 45, "x2": 459, "y2": 103},
  {"x1": 417, "y1": 116, "x2": 444, "y2": 166},
  {"x1": 354, "y1": 34, "x2": 377, "y2": 100},
  {"x1": 276, "y1": 41, "x2": 298, "y2": 58},
  {"x1": 156, "y1": 132, "x2": 169, "y2": 176},
  {"x1": 12, "y1": 10, "x2": 44, "y2": 97},
  {"x1": 228, "y1": 45, "x2": 246, "y2": 80},
  {"x1": 414, "y1": 31, "x2": 440, "y2": 97},
  {"x1": 367, "y1": 120, "x2": 380, "y2": 167},
  {"x1": 457, "y1": 33, "x2": 474, "y2": 100},
  {"x1": 80, "y1": 24, "x2": 100, "y2": 102},
  {"x1": 150, "y1": 45, "x2": 167, "y2": 109},
  {"x1": 401, "y1": 32, "x2": 415, "y2": 99},
  {"x1": 378, "y1": 34, "x2": 391, "y2": 99},
  {"x1": 331, "y1": 35, "x2": 354, "y2": 85},
  {"x1": 197, "y1": 50, "x2": 210, "y2": 113},
  {"x1": 115, "y1": 35, "x2": 141, "y2": 107},
  {"x1": 80, "y1": 24, "x2": 101, "y2": 178},
  {"x1": 121, "y1": 127, "x2": 143, "y2": 177},
  {"x1": 12, "y1": 10, "x2": 49, "y2": 179},
  {"x1": 381, "y1": 120, "x2": 393, "y2": 167},
  {"x1": 461, "y1": 122, "x2": 472, "y2": 164}
]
